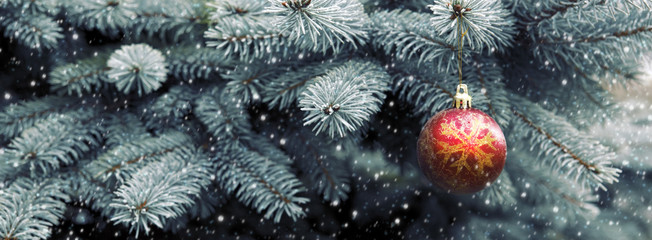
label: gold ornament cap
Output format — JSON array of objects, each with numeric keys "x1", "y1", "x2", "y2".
[{"x1": 453, "y1": 84, "x2": 472, "y2": 109}]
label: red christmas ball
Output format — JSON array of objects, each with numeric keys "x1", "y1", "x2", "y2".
[{"x1": 417, "y1": 108, "x2": 506, "y2": 194}]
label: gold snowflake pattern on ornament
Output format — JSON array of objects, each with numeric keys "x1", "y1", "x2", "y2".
[{"x1": 437, "y1": 115, "x2": 498, "y2": 176}]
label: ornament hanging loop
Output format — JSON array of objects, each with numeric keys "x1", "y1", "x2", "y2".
[{"x1": 454, "y1": 84, "x2": 472, "y2": 109}]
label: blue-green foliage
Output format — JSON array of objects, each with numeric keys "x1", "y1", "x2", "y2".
[
  {"x1": 0, "y1": 178, "x2": 68, "y2": 240},
  {"x1": 0, "y1": 115, "x2": 102, "y2": 179},
  {"x1": 299, "y1": 60, "x2": 390, "y2": 138},
  {"x1": 509, "y1": 94, "x2": 621, "y2": 191},
  {"x1": 1, "y1": 0, "x2": 650, "y2": 238},
  {"x1": 109, "y1": 147, "x2": 212, "y2": 237},
  {"x1": 86, "y1": 131, "x2": 193, "y2": 183},
  {"x1": 265, "y1": 0, "x2": 369, "y2": 53},
  {"x1": 49, "y1": 54, "x2": 111, "y2": 96},
  {"x1": 370, "y1": 10, "x2": 457, "y2": 71},
  {"x1": 215, "y1": 149, "x2": 309, "y2": 223},
  {"x1": 0, "y1": 0, "x2": 62, "y2": 50}
]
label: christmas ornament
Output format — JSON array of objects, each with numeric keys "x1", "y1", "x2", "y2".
[{"x1": 417, "y1": 84, "x2": 506, "y2": 194}]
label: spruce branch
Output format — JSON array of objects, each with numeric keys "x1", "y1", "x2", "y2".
[
  {"x1": 467, "y1": 55, "x2": 512, "y2": 127},
  {"x1": 204, "y1": 16, "x2": 294, "y2": 61},
  {"x1": 106, "y1": 44, "x2": 169, "y2": 96},
  {"x1": 87, "y1": 131, "x2": 193, "y2": 183},
  {"x1": 0, "y1": 115, "x2": 102, "y2": 180},
  {"x1": 262, "y1": 58, "x2": 341, "y2": 109},
  {"x1": 141, "y1": 85, "x2": 197, "y2": 131},
  {"x1": 1, "y1": 0, "x2": 60, "y2": 15},
  {"x1": 428, "y1": 0, "x2": 516, "y2": 52},
  {"x1": 167, "y1": 47, "x2": 234, "y2": 81},
  {"x1": 532, "y1": 7, "x2": 652, "y2": 71},
  {"x1": 0, "y1": 96, "x2": 97, "y2": 139},
  {"x1": 265, "y1": 0, "x2": 369, "y2": 53},
  {"x1": 508, "y1": 153, "x2": 601, "y2": 219},
  {"x1": 299, "y1": 60, "x2": 390, "y2": 138},
  {"x1": 63, "y1": 0, "x2": 138, "y2": 37},
  {"x1": 223, "y1": 64, "x2": 282, "y2": 105},
  {"x1": 508, "y1": 95, "x2": 621, "y2": 191},
  {"x1": 475, "y1": 170, "x2": 516, "y2": 207},
  {"x1": 370, "y1": 9, "x2": 457, "y2": 72},
  {"x1": 0, "y1": 13, "x2": 63, "y2": 50},
  {"x1": 49, "y1": 55, "x2": 111, "y2": 96},
  {"x1": 0, "y1": 178, "x2": 68, "y2": 240},
  {"x1": 109, "y1": 147, "x2": 212, "y2": 237},
  {"x1": 207, "y1": 0, "x2": 269, "y2": 25},
  {"x1": 215, "y1": 149, "x2": 309, "y2": 223},
  {"x1": 294, "y1": 133, "x2": 351, "y2": 203},
  {"x1": 194, "y1": 88, "x2": 253, "y2": 149},
  {"x1": 103, "y1": 113, "x2": 150, "y2": 149}
]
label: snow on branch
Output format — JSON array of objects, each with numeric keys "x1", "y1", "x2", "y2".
[
  {"x1": 370, "y1": 9, "x2": 457, "y2": 72},
  {"x1": 428, "y1": 0, "x2": 515, "y2": 52},
  {"x1": 109, "y1": 147, "x2": 212, "y2": 237},
  {"x1": 215, "y1": 149, "x2": 309, "y2": 223},
  {"x1": 508, "y1": 95, "x2": 621, "y2": 191},
  {"x1": 265, "y1": 0, "x2": 369, "y2": 54},
  {"x1": 299, "y1": 60, "x2": 390, "y2": 138},
  {"x1": 0, "y1": 178, "x2": 68, "y2": 240}
]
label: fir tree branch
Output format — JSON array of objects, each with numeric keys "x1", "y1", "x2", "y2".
[
  {"x1": 294, "y1": 133, "x2": 351, "y2": 203},
  {"x1": 0, "y1": 13, "x2": 63, "y2": 50},
  {"x1": 532, "y1": 7, "x2": 652, "y2": 70},
  {"x1": 262, "y1": 58, "x2": 340, "y2": 109},
  {"x1": 49, "y1": 55, "x2": 111, "y2": 96},
  {"x1": 194, "y1": 88, "x2": 253, "y2": 149},
  {"x1": 370, "y1": 9, "x2": 458, "y2": 72},
  {"x1": 141, "y1": 85, "x2": 197, "y2": 131},
  {"x1": 86, "y1": 131, "x2": 193, "y2": 183},
  {"x1": 106, "y1": 44, "x2": 169, "y2": 96},
  {"x1": 508, "y1": 153, "x2": 600, "y2": 219},
  {"x1": 63, "y1": 0, "x2": 138, "y2": 37},
  {"x1": 205, "y1": 15, "x2": 295, "y2": 61},
  {"x1": 109, "y1": 147, "x2": 212, "y2": 237},
  {"x1": 0, "y1": 115, "x2": 102, "y2": 180},
  {"x1": 215, "y1": 149, "x2": 309, "y2": 223},
  {"x1": 508, "y1": 95, "x2": 621, "y2": 191},
  {"x1": 0, "y1": 96, "x2": 97, "y2": 139},
  {"x1": 428, "y1": 0, "x2": 516, "y2": 52},
  {"x1": 299, "y1": 60, "x2": 390, "y2": 138},
  {"x1": 167, "y1": 47, "x2": 234, "y2": 81},
  {"x1": 0, "y1": 178, "x2": 68, "y2": 240},
  {"x1": 103, "y1": 113, "x2": 150, "y2": 149},
  {"x1": 264, "y1": 0, "x2": 369, "y2": 54}
]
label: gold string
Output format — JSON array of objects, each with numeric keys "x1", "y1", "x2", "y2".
[{"x1": 457, "y1": 16, "x2": 466, "y2": 85}]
